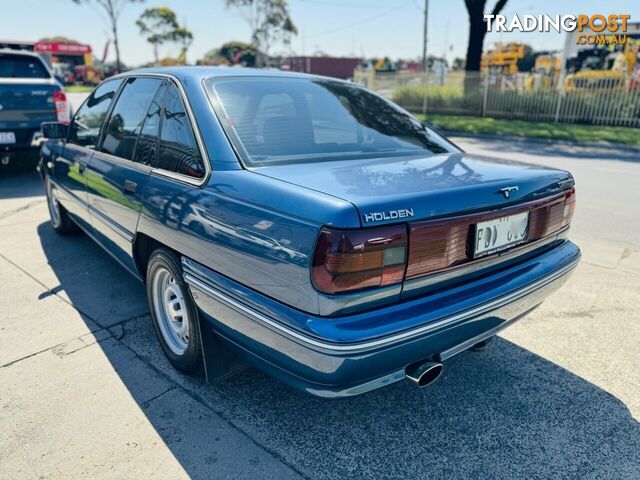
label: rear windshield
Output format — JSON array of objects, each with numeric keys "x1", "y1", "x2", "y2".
[
  {"x1": 205, "y1": 77, "x2": 457, "y2": 166},
  {"x1": 0, "y1": 53, "x2": 50, "y2": 79}
]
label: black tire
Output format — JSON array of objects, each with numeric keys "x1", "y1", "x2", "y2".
[
  {"x1": 146, "y1": 248, "x2": 202, "y2": 375},
  {"x1": 45, "y1": 175, "x2": 78, "y2": 234}
]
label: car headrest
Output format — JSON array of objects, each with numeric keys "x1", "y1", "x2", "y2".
[{"x1": 262, "y1": 115, "x2": 313, "y2": 153}]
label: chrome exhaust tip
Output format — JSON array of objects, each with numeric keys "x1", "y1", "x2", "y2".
[{"x1": 405, "y1": 361, "x2": 443, "y2": 388}]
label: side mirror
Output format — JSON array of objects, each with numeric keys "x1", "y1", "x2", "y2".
[{"x1": 41, "y1": 122, "x2": 68, "y2": 140}]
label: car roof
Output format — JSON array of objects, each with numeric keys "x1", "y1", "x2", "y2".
[
  {"x1": 0, "y1": 48, "x2": 45, "y2": 58},
  {"x1": 120, "y1": 66, "x2": 348, "y2": 84}
]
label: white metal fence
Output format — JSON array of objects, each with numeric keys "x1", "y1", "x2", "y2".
[{"x1": 355, "y1": 70, "x2": 640, "y2": 128}]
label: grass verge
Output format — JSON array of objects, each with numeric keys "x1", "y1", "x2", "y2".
[
  {"x1": 416, "y1": 113, "x2": 640, "y2": 147},
  {"x1": 63, "y1": 85, "x2": 95, "y2": 93}
]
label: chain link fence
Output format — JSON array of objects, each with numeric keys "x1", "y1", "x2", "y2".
[{"x1": 355, "y1": 70, "x2": 640, "y2": 128}]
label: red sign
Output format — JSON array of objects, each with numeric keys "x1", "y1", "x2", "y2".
[{"x1": 34, "y1": 42, "x2": 92, "y2": 55}]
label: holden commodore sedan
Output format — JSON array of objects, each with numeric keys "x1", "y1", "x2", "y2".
[{"x1": 39, "y1": 67, "x2": 580, "y2": 398}]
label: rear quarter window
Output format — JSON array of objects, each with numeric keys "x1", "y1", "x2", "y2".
[
  {"x1": 0, "y1": 53, "x2": 50, "y2": 78},
  {"x1": 157, "y1": 85, "x2": 205, "y2": 178}
]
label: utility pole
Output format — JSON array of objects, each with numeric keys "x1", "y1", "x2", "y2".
[
  {"x1": 421, "y1": 0, "x2": 429, "y2": 115},
  {"x1": 421, "y1": 0, "x2": 429, "y2": 72}
]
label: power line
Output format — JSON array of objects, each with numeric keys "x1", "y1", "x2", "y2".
[
  {"x1": 305, "y1": 0, "x2": 415, "y2": 39},
  {"x1": 294, "y1": 0, "x2": 414, "y2": 10}
]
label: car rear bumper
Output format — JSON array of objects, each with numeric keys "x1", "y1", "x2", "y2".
[
  {"x1": 1, "y1": 127, "x2": 45, "y2": 164},
  {"x1": 185, "y1": 240, "x2": 580, "y2": 398},
  {"x1": 0, "y1": 147, "x2": 40, "y2": 165}
]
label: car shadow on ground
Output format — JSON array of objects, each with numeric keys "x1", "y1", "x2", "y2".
[
  {"x1": 37, "y1": 220, "x2": 640, "y2": 479},
  {"x1": 0, "y1": 167, "x2": 44, "y2": 201},
  {"x1": 457, "y1": 136, "x2": 640, "y2": 163}
]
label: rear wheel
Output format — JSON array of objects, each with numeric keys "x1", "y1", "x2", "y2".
[
  {"x1": 147, "y1": 248, "x2": 202, "y2": 374},
  {"x1": 45, "y1": 175, "x2": 78, "y2": 234}
]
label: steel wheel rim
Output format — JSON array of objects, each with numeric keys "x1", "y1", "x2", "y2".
[
  {"x1": 152, "y1": 266, "x2": 190, "y2": 355},
  {"x1": 47, "y1": 178, "x2": 61, "y2": 226}
]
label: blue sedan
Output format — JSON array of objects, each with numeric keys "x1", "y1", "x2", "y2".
[{"x1": 39, "y1": 67, "x2": 580, "y2": 398}]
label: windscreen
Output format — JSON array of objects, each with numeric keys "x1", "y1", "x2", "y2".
[
  {"x1": 0, "y1": 53, "x2": 50, "y2": 79},
  {"x1": 205, "y1": 77, "x2": 457, "y2": 166}
]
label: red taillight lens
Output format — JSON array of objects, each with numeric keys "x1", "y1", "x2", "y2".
[
  {"x1": 312, "y1": 225, "x2": 407, "y2": 294},
  {"x1": 313, "y1": 189, "x2": 576, "y2": 293},
  {"x1": 406, "y1": 188, "x2": 576, "y2": 280},
  {"x1": 406, "y1": 219, "x2": 470, "y2": 278},
  {"x1": 52, "y1": 90, "x2": 70, "y2": 125},
  {"x1": 562, "y1": 188, "x2": 576, "y2": 228}
]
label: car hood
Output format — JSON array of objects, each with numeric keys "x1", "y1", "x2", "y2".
[{"x1": 252, "y1": 152, "x2": 573, "y2": 225}]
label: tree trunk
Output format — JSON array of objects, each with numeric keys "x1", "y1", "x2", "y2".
[
  {"x1": 105, "y1": 0, "x2": 121, "y2": 73},
  {"x1": 464, "y1": 16, "x2": 487, "y2": 72},
  {"x1": 112, "y1": 20, "x2": 121, "y2": 72},
  {"x1": 463, "y1": 1, "x2": 488, "y2": 94},
  {"x1": 463, "y1": 0, "x2": 509, "y2": 93}
]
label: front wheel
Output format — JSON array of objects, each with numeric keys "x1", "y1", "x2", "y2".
[
  {"x1": 147, "y1": 249, "x2": 202, "y2": 374},
  {"x1": 45, "y1": 175, "x2": 78, "y2": 234}
]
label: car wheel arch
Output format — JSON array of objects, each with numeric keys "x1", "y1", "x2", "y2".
[{"x1": 132, "y1": 233, "x2": 176, "y2": 282}]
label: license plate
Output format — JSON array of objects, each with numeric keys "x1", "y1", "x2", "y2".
[
  {"x1": 0, "y1": 132, "x2": 16, "y2": 144},
  {"x1": 474, "y1": 211, "x2": 529, "y2": 257}
]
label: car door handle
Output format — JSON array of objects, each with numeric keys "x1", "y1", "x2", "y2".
[
  {"x1": 78, "y1": 161, "x2": 87, "y2": 174},
  {"x1": 123, "y1": 180, "x2": 137, "y2": 195}
]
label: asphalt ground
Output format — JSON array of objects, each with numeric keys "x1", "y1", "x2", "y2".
[{"x1": 0, "y1": 134, "x2": 638, "y2": 479}]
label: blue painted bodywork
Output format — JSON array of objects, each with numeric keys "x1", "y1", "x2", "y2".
[
  {"x1": 41, "y1": 67, "x2": 581, "y2": 397},
  {"x1": 184, "y1": 240, "x2": 579, "y2": 397}
]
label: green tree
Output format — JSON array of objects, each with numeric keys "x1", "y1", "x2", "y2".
[
  {"x1": 71, "y1": 0, "x2": 145, "y2": 72},
  {"x1": 38, "y1": 36, "x2": 81, "y2": 44},
  {"x1": 203, "y1": 41, "x2": 257, "y2": 66},
  {"x1": 516, "y1": 44, "x2": 535, "y2": 72},
  {"x1": 136, "y1": 7, "x2": 180, "y2": 63},
  {"x1": 452, "y1": 57, "x2": 466, "y2": 71},
  {"x1": 224, "y1": 0, "x2": 297, "y2": 67},
  {"x1": 174, "y1": 26, "x2": 193, "y2": 65}
]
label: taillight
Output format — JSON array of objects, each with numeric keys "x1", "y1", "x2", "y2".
[
  {"x1": 52, "y1": 90, "x2": 70, "y2": 124},
  {"x1": 405, "y1": 188, "x2": 577, "y2": 280},
  {"x1": 562, "y1": 188, "x2": 576, "y2": 228},
  {"x1": 313, "y1": 189, "x2": 576, "y2": 294},
  {"x1": 406, "y1": 219, "x2": 470, "y2": 279},
  {"x1": 312, "y1": 225, "x2": 407, "y2": 294}
]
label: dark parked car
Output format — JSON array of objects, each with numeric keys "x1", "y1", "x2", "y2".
[
  {"x1": 0, "y1": 49, "x2": 70, "y2": 167},
  {"x1": 39, "y1": 67, "x2": 580, "y2": 398}
]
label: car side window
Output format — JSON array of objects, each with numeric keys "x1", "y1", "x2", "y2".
[
  {"x1": 68, "y1": 79, "x2": 122, "y2": 149},
  {"x1": 133, "y1": 82, "x2": 167, "y2": 166},
  {"x1": 101, "y1": 77, "x2": 163, "y2": 161},
  {"x1": 158, "y1": 85, "x2": 205, "y2": 178}
]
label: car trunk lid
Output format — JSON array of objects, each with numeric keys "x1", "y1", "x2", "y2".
[{"x1": 253, "y1": 152, "x2": 574, "y2": 226}]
